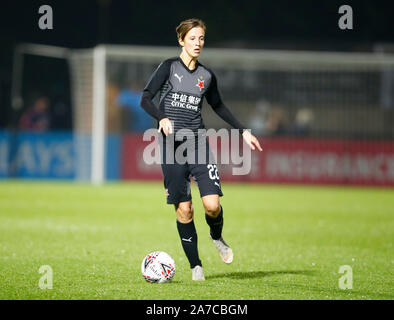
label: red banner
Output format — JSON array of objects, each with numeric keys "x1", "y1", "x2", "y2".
[{"x1": 121, "y1": 134, "x2": 394, "y2": 186}]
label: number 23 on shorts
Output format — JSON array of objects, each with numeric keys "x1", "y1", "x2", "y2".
[{"x1": 207, "y1": 164, "x2": 219, "y2": 180}]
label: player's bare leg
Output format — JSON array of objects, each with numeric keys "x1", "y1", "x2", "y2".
[
  {"x1": 202, "y1": 194, "x2": 233, "y2": 264},
  {"x1": 175, "y1": 201, "x2": 194, "y2": 224}
]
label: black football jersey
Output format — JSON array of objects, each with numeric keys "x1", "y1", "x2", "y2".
[{"x1": 143, "y1": 57, "x2": 223, "y2": 137}]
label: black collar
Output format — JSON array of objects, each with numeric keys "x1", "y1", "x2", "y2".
[{"x1": 178, "y1": 57, "x2": 199, "y2": 74}]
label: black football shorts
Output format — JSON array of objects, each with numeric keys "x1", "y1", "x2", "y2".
[{"x1": 159, "y1": 134, "x2": 223, "y2": 204}]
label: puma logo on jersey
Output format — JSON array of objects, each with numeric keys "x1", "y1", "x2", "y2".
[
  {"x1": 214, "y1": 182, "x2": 221, "y2": 188},
  {"x1": 174, "y1": 73, "x2": 183, "y2": 83},
  {"x1": 182, "y1": 237, "x2": 192, "y2": 242}
]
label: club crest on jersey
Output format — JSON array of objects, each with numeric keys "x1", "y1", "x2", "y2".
[{"x1": 196, "y1": 78, "x2": 205, "y2": 91}]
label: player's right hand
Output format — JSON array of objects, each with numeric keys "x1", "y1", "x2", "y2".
[{"x1": 158, "y1": 118, "x2": 173, "y2": 136}]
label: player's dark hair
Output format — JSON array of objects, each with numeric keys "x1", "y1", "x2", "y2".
[{"x1": 176, "y1": 18, "x2": 206, "y2": 41}]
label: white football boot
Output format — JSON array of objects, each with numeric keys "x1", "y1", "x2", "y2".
[
  {"x1": 192, "y1": 265, "x2": 205, "y2": 281},
  {"x1": 211, "y1": 236, "x2": 233, "y2": 264}
]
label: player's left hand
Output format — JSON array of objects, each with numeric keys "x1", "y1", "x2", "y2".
[{"x1": 242, "y1": 130, "x2": 263, "y2": 151}]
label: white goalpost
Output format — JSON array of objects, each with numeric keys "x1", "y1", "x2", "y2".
[{"x1": 91, "y1": 45, "x2": 107, "y2": 185}]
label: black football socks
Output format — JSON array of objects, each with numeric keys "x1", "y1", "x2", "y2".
[
  {"x1": 205, "y1": 205, "x2": 223, "y2": 240},
  {"x1": 176, "y1": 219, "x2": 202, "y2": 268}
]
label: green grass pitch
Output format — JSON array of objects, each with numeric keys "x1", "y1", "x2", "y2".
[{"x1": 0, "y1": 180, "x2": 393, "y2": 300}]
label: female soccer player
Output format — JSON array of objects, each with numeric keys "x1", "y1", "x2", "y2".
[{"x1": 140, "y1": 18, "x2": 262, "y2": 281}]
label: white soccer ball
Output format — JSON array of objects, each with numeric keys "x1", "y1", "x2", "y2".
[{"x1": 141, "y1": 251, "x2": 176, "y2": 283}]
